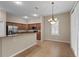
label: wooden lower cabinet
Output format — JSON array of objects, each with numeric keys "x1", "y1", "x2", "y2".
[{"x1": 37, "y1": 32, "x2": 41, "y2": 40}]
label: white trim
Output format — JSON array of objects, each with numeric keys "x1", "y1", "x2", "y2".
[
  {"x1": 10, "y1": 42, "x2": 36, "y2": 57},
  {"x1": 45, "y1": 39, "x2": 70, "y2": 44},
  {"x1": 70, "y1": 46, "x2": 76, "y2": 57},
  {"x1": 70, "y1": 1, "x2": 78, "y2": 14}
]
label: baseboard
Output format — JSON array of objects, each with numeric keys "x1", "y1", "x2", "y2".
[
  {"x1": 45, "y1": 39, "x2": 70, "y2": 44},
  {"x1": 70, "y1": 46, "x2": 77, "y2": 57},
  {"x1": 10, "y1": 42, "x2": 36, "y2": 57}
]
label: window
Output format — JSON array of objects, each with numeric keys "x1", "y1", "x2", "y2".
[{"x1": 51, "y1": 21, "x2": 59, "y2": 35}]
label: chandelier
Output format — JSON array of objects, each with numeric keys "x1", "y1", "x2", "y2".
[{"x1": 48, "y1": 2, "x2": 58, "y2": 24}]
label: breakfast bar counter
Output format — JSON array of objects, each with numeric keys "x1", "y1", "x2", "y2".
[{"x1": 0, "y1": 32, "x2": 37, "y2": 57}]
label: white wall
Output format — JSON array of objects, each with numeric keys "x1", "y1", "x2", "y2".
[
  {"x1": 70, "y1": 2, "x2": 79, "y2": 56},
  {"x1": 44, "y1": 12, "x2": 70, "y2": 43}
]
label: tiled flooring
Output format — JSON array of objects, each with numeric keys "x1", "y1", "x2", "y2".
[{"x1": 16, "y1": 40, "x2": 75, "y2": 57}]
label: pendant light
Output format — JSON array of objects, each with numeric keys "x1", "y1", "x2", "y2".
[{"x1": 48, "y1": 2, "x2": 58, "y2": 24}]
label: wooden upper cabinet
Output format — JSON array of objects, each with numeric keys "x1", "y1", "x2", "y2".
[
  {"x1": 15, "y1": 23, "x2": 28, "y2": 30},
  {"x1": 17, "y1": 24, "x2": 22, "y2": 30},
  {"x1": 6, "y1": 22, "x2": 28, "y2": 30},
  {"x1": 0, "y1": 10, "x2": 6, "y2": 37},
  {"x1": 36, "y1": 23, "x2": 41, "y2": 30},
  {"x1": 28, "y1": 23, "x2": 41, "y2": 30},
  {"x1": 22, "y1": 24, "x2": 28, "y2": 30},
  {"x1": 6, "y1": 22, "x2": 41, "y2": 30},
  {"x1": 0, "y1": 10, "x2": 6, "y2": 21},
  {"x1": 28, "y1": 24, "x2": 37, "y2": 30}
]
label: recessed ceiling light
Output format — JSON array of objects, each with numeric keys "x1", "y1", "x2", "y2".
[
  {"x1": 33, "y1": 14, "x2": 38, "y2": 17},
  {"x1": 23, "y1": 16, "x2": 28, "y2": 19},
  {"x1": 14, "y1": 1, "x2": 22, "y2": 5}
]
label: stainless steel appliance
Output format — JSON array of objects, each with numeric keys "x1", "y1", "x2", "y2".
[{"x1": 6, "y1": 25, "x2": 18, "y2": 36}]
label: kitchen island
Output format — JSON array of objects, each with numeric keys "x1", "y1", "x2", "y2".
[{"x1": 0, "y1": 33, "x2": 36, "y2": 57}]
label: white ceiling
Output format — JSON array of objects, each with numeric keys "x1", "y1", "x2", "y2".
[{"x1": 0, "y1": 1, "x2": 75, "y2": 17}]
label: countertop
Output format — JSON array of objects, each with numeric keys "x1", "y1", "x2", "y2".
[
  {"x1": 7, "y1": 32, "x2": 36, "y2": 37},
  {"x1": 1, "y1": 31, "x2": 37, "y2": 57}
]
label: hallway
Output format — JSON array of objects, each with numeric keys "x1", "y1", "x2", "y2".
[{"x1": 16, "y1": 40, "x2": 75, "y2": 57}]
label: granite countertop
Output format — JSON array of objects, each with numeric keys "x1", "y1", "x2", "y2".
[
  {"x1": 6, "y1": 29, "x2": 38, "y2": 37},
  {"x1": 6, "y1": 32, "x2": 36, "y2": 37}
]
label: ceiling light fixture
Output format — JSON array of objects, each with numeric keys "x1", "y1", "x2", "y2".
[
  {"x1": 33, "y1": 14, "x2": 38, "y2": 16},
  {"x1": 23, "y1": 16, "x2": 28, "y2": 19},
  {"x1": 14, "y1": 1, "x2": 22, "y2": 5},
  {"x1": 48, "y1": 2, "x2": 58, "y2": 24}
]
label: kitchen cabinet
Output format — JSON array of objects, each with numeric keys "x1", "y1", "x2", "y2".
[
  {"x1": 36, "y1": 23, "x2": 41, "y2": 30},
  {"x1": 37, "y1": 32, "x2": 41, "y2": 40},
  {"x1": 28, "y1": 23, "x2": 41, "y2": 40},
  {"x1": 16, "y1": 24, "x2": 28, "y2": 30},
  {"x1": 6, "y1": 22, "x2": 28, "y2": 30},
  {"x1": 28, "y1": 23, "x2": 41, "y2": 30},
  {"x1": 0, "y1": 21, "x2": 6, "y2": 37},
  {"x1": 0, "y1": 10, "x2": 6, "y2": 37},
  {"x1": 6, "y1": 22, "x2": 41, "y2": 40},
  {"x1": 0, "y1": 10, "x2": 6, "y2": 20},
  {"x1": 28, "y1": 24, "x2": 37, "y2": 30}
]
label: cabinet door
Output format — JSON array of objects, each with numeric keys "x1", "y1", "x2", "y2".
[
  {"x1": 36, "y1": 23, "x2": 41, "y2": 30},
  {"x1": 28, "y1": 24, "x2": 36, "y2": 30},
  {"x1": 0, "y1": 10, "x2": 6, "y2": 37},
  {"x1": 37, "y1": 32, "x2": 41, "y2": 40},
  {"x1": 0, "y1": 10, "x2": 6, "y2": 21},
  {"x1": 17, "y1": 24, "x2": 24, "y2": 30},
  {"x1": 0, "y1": 22, "x2": 6, "y2": 37}
]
